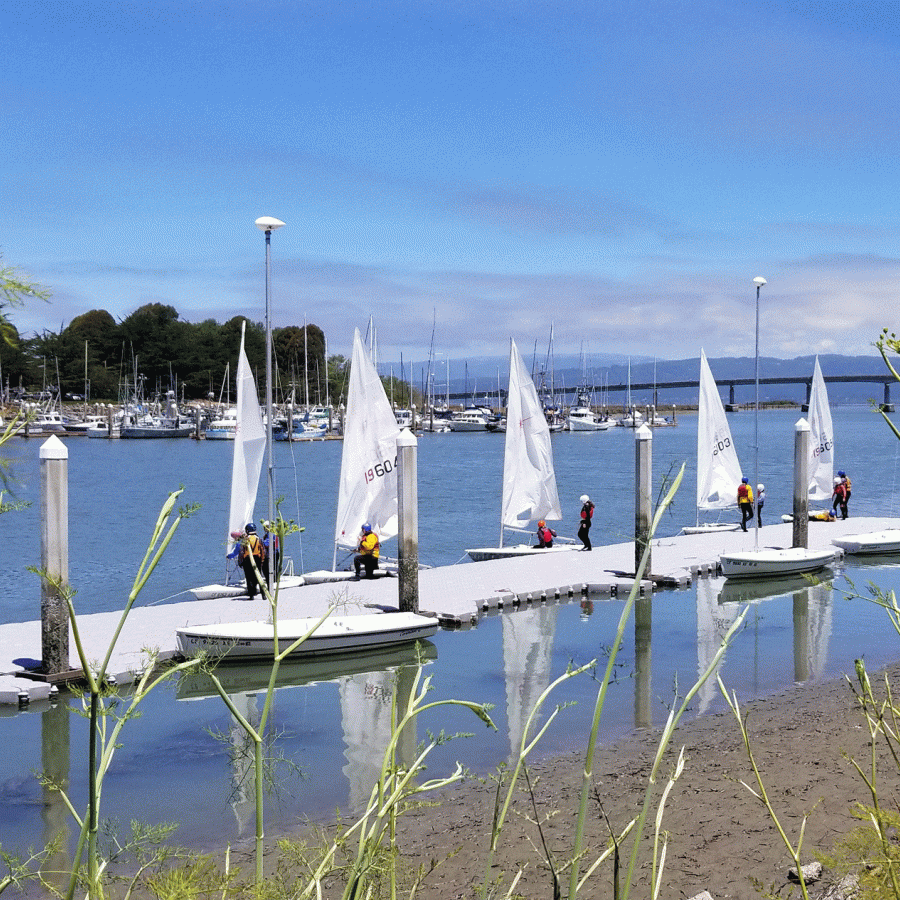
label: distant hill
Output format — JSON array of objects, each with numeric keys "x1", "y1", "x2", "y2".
[{"x1": 395, "y1": 353, "x2": 892, "y2": 406}]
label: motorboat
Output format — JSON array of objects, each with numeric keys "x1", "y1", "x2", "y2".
[
  {"x1": 719, "y1": 546, "x2": 838, "y2": 579},
  {"x1": 566, "y1": 407, "x2": 611, "y2": 431},
  {"x1": 175, "y1": 611, "x2": 438, "y2": 661},
  {"x1": 63, "y1": 414, "x2": 108, "y2": 434},
  {"x1": 447, "y1": 408, "x2": 492, "y2": 431},
  {"x1": 832, "y1": 530, "x2": 900, "y2": 555},
  {"x1": 205, "y1": 406, "x2": 238, "y2": 440},
  {"x1": 395, "y1": 408, "x2": 414, "y2": 429}
]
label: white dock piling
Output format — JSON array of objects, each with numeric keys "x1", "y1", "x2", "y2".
[
  {"x1": 40, "y1": 435, "x2": 69, "y2": 675},
  {"x1": 635, "y1": 424, "x2": 653, "y2": 574},
  {"x1": 397, "y1": 428, "x2": 419, "y2": 612},
  {"x1": 793, "y1": 418, "x2": 810, "y2": 548}
]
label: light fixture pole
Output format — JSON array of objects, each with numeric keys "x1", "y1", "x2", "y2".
[
  {"x1": 255, "y1": 216, "x2": 285, "y2": 586},
  {"x1": 753, "y1": 275, "x2": 766, "y2": 546}
]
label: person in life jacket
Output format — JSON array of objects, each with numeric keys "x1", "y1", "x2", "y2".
[
  {"x1": 354, "y1": 523, "x2": 380, "y2": 579},
  {"x1": 239, "y1": 522, "x2": 266, "y2": 599},
  {"x1": 756, "y1": 484, "x2": 766, "y2": 527},
  {"x1": 261, "y1": 521, "x2": 281, "y2": 586},
  {"x1": 832, "y1": 475, "x2": 849, "y2": 519},
  {"x1": 837, "y1": 469, "x2": 851, "y2": 518},
  {"x1": 578, "y1": 494, "x2": 595, "y2": 551},
  {"x1": 737, "y1": 477, "x2": 754, "y2": 532},
  {"x1": 534, "y1": 519, "x2": 557, "y2": 548}
]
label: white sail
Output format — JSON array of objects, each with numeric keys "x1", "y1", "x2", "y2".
[
  {"x1": 334, "y1": 328, "x2": 403, "y2": 549},
  {"x1": 807, "y1": 356, "x2": 834, "y2": 501},
  {"x1": 697, "y1": 350, "x2": 743, "y2": 510},
  {"x1": 228, "y1": 322, "x2": 266, "y2": 538},
  {"x1": 501, "y1": 339, "x2": 563, "y2": 532}
]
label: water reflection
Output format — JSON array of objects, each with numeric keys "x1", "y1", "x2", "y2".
[
  {"x1": 502, "y1": 606, "x2": 558, "y2": 760},
  {"x1": 41, "y1": 700, "x2": 71, "y2": 891},
  {"x1": 696, "y1": 573, "x2": 835, "y2": 715},
  {"x1": 176, "y1": 642, "x2": 437, "y2": 820}
]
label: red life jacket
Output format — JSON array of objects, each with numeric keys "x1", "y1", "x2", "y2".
[{"x1": 737, "y1": 484, "x2": 751, "y2": 502}]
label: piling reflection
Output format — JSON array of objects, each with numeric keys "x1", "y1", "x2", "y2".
[
  {"x1": 634, "y1": 597, "x2": 652, "y2": 728},
  {"x1": 40, "y1": 698, "x2": 71, "y2": 891}
]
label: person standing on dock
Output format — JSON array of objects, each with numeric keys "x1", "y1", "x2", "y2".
[
  {"x1": 756, "y1": 484, "x2": 765, "y2": 527},
  {"x1": 261, "y1": 521, "x2": 281, "y2": 584},
  {"x1": 832, "y1": 475, "x2": 849, "y2": 519},
  {"x1": 354, "y1": 523, "x2": 380, "y2": 579},
  {"x1": 238, "y1": 523, "x2": 266, "y2": 599},
  {"x1": 534, "y1": 520, "x2": 557, "y2": 548},
  {"x1": 838, "y1": 470, "x2": 852, "y2": 517},
  {"x1": 737, "y1": 477, "x2": 754, "y2": 531},
  {"x1": 578, "y1": 494, "x2": 594, "y2": 550}
]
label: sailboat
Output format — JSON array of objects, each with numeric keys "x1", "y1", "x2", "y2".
[
  {"x1": 189, "y1": 322, "x2": 304, "y2": 600},
  {"x1": 720, "y1": 277, "x2": 838, "y2": 579},
  {"x1": 302, "y1": 327, "x2": 404, "y2": 583},
  {"x1": 683, "y1": 351, "x2": 743, "y2": 534},
  {"x1": 807, "y1": 356, "x2": 834, "y2": 506},
  {"x1": 465, "y1": 339, "x2": 576, "y2": 561}
]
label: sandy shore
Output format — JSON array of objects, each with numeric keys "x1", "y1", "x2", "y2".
[{"x1": 249, "y1": 660, "x2": 898, "y2": 899}]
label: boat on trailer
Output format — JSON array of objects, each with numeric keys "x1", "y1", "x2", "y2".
[{"x1": 175, "y1": 611, "x2": 438, "y2": 661}]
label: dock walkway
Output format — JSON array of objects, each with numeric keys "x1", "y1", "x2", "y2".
[{"x1": 2, "y1": 517, "x2": 896, "y2": 708}]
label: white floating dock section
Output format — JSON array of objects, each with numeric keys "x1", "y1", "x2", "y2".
[{"x1": 1, "y1": 516, "x2": 897, "y2": 707}]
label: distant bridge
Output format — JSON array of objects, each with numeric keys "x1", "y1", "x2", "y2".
[{"x1": 445, "y1": 374, "x2": 896, "y2": 411}]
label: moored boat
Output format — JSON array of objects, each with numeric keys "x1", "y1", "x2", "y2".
[
  {"x1": 175, "y1": 611, "x2": 439, "y2": 660},
  {"x1": 832, "y1": 529, "x2": 900, "y2": 555},
  {"x1": 719, "y1": 546, "x2": 838, "y2": 579}
]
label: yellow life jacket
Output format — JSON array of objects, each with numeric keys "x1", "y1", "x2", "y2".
[
  {"x1": 359, "y1": 532, "x2": 380, "y2": 558},
  {"x1": 244, "y1": 533, "x2": 265, "y2": 561}
]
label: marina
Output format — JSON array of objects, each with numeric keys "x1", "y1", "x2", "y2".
[{"x1": 3, "y1": 404, "x2": 900, "y2": 857}]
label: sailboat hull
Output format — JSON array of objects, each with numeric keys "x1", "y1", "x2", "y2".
[
  {"x1": 466, "y1": 544, "x2": 579, "y2": 562},
  {"x1": 719, "y1": 547, "x2": 837, "y2": 579},
  {"x1": 832, "y1": 530, "x2": 900, "y2": 555},
  {"x1": 176, "y1": 612, "x2": 439, "y2": 660}
]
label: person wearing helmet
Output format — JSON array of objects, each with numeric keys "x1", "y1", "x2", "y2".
[
  {"x1": 838, "y1": 470, "x2": 852, "y2": 518},
  {"x1": 737, "y1": 477, "x2": 754, "y2": 532},
  {"x1": 756, "y1": 484, "x2": 766, "y2": 528},
  {"x1": 534, "y1": 519, "x2": 557, "y2": 548},
  {"x1": 832, "y1": 474, "x2": 849, "y2": 519},
  {"x1": 354, "y1": 522, "x2": 380, "y2": 579},
  {"x1": 578, "y1": 494, "x2": 595, "y2": 551},
  {"x1": 236, "y1": 522, "x2": 266, "y2": 599}
]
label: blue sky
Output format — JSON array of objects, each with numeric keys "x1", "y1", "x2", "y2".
[{"x1": 2, "y1": 0, "x2": 898, "y2": 364}]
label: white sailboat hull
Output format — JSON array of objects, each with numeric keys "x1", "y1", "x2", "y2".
[
  {"x1": 189, "y1": 573, "x2": 306, "y2": 600},
  {"x1": 719, "y1": 546, "x2": 837, "y2": 579},
  {"x1": 682, "y1": 522, "x2": 741, "y2": 535},
  {"x1": 176, "y1": 612, "x2": 438, "y2": 660},
  {"x1": 832, "y1": 530, "x2": 900, "y2": 555},
  {"x1": 466, "y1": 544, "x2": 579, "y2": 562}
]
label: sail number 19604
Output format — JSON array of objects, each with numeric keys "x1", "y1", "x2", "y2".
[{"x1": 364, "y1": 455, "x2": 398, "y2": 484}]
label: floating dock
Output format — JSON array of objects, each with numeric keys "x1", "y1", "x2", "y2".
[{"x1": 2, "y1": 516, "x2": 897, "y2": 708}]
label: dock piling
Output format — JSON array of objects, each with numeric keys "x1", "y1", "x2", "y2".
[
  {"x1": 793, "y1": 418, "x2": 810, "y2": 548},
  {"x1": 635, "y1": 424, "x2": 653, "y2": 574},
  {"x1": 397, "y1": 428, "x2": 419, "y2": 612},
  {"x1": 40, "y1": 435, "x2": 69, "y2": 675}
]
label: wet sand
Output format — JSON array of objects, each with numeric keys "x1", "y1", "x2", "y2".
[{"x1": 254, "y1": 660, "x2": 898, "y2": 899}]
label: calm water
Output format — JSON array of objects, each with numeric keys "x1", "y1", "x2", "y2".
[{"x1": 2, "y1": 406, "x2": 900, "y2": 857}]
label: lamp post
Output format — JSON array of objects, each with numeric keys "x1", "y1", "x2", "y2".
[
  {"x1": 255, "y1": 216, "x2": 285, "y2": 587},
  {"x1": 753, "y1": 276, "x2": 766, "y2": 546}
]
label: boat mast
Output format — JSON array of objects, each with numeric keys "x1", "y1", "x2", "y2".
[{"x1": 255, "y1": 216, "x2": 285, "y2": 588}]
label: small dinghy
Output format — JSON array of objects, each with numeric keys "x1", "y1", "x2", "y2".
[{"x1": 176, "y1": 611, "x2": 439, "y2": 660}]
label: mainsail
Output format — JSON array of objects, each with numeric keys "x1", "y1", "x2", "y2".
[
  {"x1": 807, "y1": 356, "x2": 834, "y2": 501},
  {"x1": 334, "y1": 328, "x2": 402, "y2": 551},
  {"x1": 696, "y1": 349, "x2": 743, "y2": 511},
  {"x1": 500, "y1": 339, "x2": 563, "y2": 541},
  {"x1": 228, "y1": 322, "x2": 266, "y2": 538}
]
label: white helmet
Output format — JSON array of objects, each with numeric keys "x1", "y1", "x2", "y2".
[
  {"x1": 834, "y1": 476, "x2": 841, "y2": 484},
  {"x1": 580, "y1": 494, "x2": 590, "y2": 503},
  {"x1": 757, "y1": 484, "x2": 764, "y2": 491}
]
